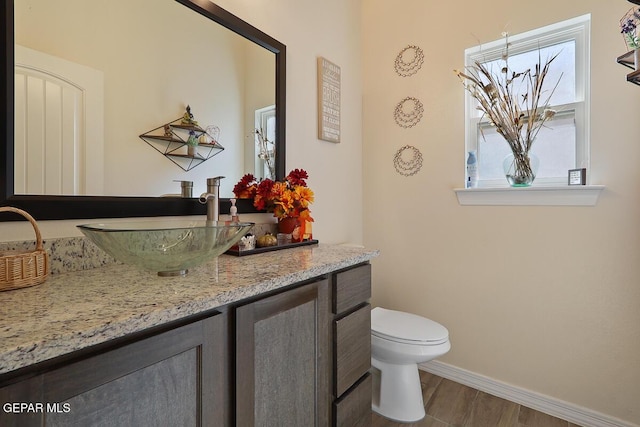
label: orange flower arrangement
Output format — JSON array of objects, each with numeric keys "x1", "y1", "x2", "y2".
[{"x1": 233, "y1": 169, "x2": 314, "y2": 222}]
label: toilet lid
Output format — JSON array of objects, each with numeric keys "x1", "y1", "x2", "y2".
[{"x1": 371, "y1": 307, "x2": 449, "y2": 345}]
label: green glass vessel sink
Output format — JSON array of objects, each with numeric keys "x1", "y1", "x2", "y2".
[{"x1": 78, "y1": 220, "x2": 254, "y2": 276}]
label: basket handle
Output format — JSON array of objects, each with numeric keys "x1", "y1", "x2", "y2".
[{"x1": 0, "y1": 207, "x2": 44, "y2": 251}]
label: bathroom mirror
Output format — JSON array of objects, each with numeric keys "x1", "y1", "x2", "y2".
[{"x1": 0, "y1": 0, "x2": 286, "y2": 220}]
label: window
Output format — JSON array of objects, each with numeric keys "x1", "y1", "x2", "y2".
[
  {"x1": 463, "y1": 15, "x2": 590, "y2": 187},
  {"x1": 255, "y1": 105, "x2": 276, "y2": 180}
]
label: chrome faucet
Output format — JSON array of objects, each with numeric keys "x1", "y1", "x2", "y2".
[{"x1": 199, "y1": 176, "x2": 224, "y2": 225}]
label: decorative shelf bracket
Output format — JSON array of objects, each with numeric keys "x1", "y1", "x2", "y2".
[{"x1": 139, "y1": 118, "x2": 224, "y2": 172}]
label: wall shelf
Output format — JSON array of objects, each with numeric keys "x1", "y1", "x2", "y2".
[
  {"x1": 616, "y1": 51, "x2": 640, "y2": 85},
  {"x1": 454, "y1": 185, "x2": 605, "y2": 206},
  {"x1": 139, "y1": 118, "x2": 224, "y2": 171}
]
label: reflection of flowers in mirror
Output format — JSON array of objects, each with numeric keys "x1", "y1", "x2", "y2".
[
  {"x1": 187, "y1": 130, "x2": 198, "y2": 146},
  {"x1": 186, "y1": 130, "x2": 198, "y2": 157}
]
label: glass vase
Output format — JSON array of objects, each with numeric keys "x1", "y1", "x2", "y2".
[{"x1": 503, "y1": 153, "x2": 539, "y2": 187}]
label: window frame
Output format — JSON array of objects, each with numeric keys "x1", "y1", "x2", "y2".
[{"x1": 463, "y1": 14, "x2": 591, "y2": 188}]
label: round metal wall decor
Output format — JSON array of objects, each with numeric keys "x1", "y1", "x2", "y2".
[
  {"x1": 394, "y1": 45, "x2": 424, "y2": 77},
  {"x1": 394, "y1": 97, "x2": 424, "y2": 128},
  {"x1": 393, "y1": 145, "x2": 423, "y2": 176}
]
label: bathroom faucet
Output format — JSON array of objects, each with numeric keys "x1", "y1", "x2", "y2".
[{"x1": 198, "y1": 176, "x2": 224, "y2": 226}]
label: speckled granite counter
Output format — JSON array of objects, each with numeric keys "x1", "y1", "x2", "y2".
[{"x1": 0, "y1": 244, "x2": 379, "y2": 376}]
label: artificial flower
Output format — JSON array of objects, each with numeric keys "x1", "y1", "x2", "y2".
[
  {"x1": 232, "y1": 173, "x2": 258, "y2": 199},
  {"x1": 233, "y1": 169, "x2": 314, "y2": 221},
  {"x1": 621, "y1": 8, "x2": 640, "y2": 50}
]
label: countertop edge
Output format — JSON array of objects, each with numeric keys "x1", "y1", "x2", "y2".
[{"x1": 0, "y1": 245, "x2": 379, "y2": 376}]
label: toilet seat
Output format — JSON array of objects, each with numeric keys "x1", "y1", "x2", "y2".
[{"x1": 371, "y1": 307, "x2": 449, "y2": 346}]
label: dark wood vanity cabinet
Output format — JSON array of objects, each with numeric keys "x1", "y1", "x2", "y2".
[
  {"x1": 233, "y1": 263, "x2": 373, "y2": 427},
  {"x1": 0, "y1": 263, "x2": 373, "y2": 427},
  {"x1": 0, "y1": 312, "x2": 229, "y2": 427},
  {"x1": 234, "y1": 262, "x2": 373, "y2": 427}
]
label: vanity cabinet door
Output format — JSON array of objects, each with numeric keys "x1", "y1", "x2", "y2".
[
  {"x1": 236, "y1": 278, "x2": 331, "y2": 426},
  {"x1": 0, "y1": 312, "x2": 229, "y2": 427}
]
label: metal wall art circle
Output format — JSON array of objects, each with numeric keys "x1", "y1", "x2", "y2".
[
  {"x1": 394, "y1": 97, "x2": 424, "y2": 128},
  {"x1": 393, "y1": 145, "x2": 423, "y2": 176},
  {"x1": 394, "y1": 45, "x2": 424, "y2": 77}
]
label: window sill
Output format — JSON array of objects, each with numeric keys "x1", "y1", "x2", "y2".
[{"x1": 454, "y1": 185, "x2": 605, "y2": 206}]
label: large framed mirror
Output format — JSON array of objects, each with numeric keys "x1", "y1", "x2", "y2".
[{"x1": 0, "y1": 0, "x2": 285, "y2": 220}]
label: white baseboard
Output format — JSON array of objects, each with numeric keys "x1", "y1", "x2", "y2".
[{"x1": 419, "y1": 360, "x2": 638, "y2": 427}]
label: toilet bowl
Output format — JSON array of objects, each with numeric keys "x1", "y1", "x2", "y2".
[{"x1": 371, "y1": 307, "x2": 450, "y2": 423}]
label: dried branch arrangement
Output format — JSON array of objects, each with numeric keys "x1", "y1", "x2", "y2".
[
  {"x1": 454, "y1": 34, "x2": 562, "y2": 184},
  {"x1": 255, "y1": 128, "x2": 276, "y2": 179}
]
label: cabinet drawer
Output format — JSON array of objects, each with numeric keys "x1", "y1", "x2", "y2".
[
  {"x1": 334, "y1": 304, "x2": 371, "y2": 397},
  {"x1": 334, "y1": 373, "x2": 372, "y2": 427},
  {"x1": 333, "y1": 264, "x2": 371, "y2": 314}
]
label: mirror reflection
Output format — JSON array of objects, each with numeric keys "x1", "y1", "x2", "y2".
[{"x1": 14, "y1": 0, "x2": 275, "y2": 198}]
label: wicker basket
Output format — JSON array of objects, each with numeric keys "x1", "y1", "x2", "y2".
[{"x1": 0, "y1": 207, "x2": 50, "y2": 292}]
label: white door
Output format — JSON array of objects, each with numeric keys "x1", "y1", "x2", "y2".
[{"x1": 14, "y1": 45, "x2": 104, "y2": 195}]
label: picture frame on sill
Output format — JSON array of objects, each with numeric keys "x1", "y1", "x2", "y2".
[{"x1": 568, "y1": 168, "x2": 587, "y2": 185}]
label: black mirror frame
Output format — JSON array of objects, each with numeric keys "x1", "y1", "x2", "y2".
[{"x1": 0, "y1": 0, "x2": 285, "y2": 220}]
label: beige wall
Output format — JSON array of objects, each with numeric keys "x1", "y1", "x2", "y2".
[{"x1": 363, "y1": 0, "x2": 640, "y2": 425}]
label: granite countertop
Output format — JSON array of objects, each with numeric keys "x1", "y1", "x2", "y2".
[{"x1": 0, "y1": 244, "x2": 379, "y2": 376}]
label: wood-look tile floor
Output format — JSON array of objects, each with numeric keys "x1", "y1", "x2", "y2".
[{"x1": 372, "y1": 370, "x2": 582, "y2": 427}]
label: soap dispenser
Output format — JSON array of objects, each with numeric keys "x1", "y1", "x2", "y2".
[{"x1": 229, "y1": 198, "x2": 239, "y2": 223}]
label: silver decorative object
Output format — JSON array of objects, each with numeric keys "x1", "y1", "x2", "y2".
[
  {"x1": 393, "y1": 145, "x2": 423, "y2": 176},
  {"x1": 394, "y1": 97, "x2": 424, "y2": 128},
  {"x1": 394, "y1": 45, "x2": 425, "y2": 77}
]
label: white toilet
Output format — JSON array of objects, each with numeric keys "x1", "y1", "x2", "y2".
[{"x1": 371, "y1": 307, "x2": 450, "y2": 423}]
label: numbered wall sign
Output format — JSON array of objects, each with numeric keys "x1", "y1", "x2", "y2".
[{"x1": 317, "y1": 57, "x2": 341, "y2": 143}]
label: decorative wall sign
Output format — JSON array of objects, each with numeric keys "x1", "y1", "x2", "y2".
[
  {"x1": 317, "y1": 57, "x2": 341, "y2": 143},
  {"x1": 393, "y1": 145, "x2": 423, "y2": 176},
  {"x1": 394, "y1": 97, "x2": 424, "y2": 128},
  {"x1": 394, "y1": 45, "x2": 424, "y2": 77}
]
